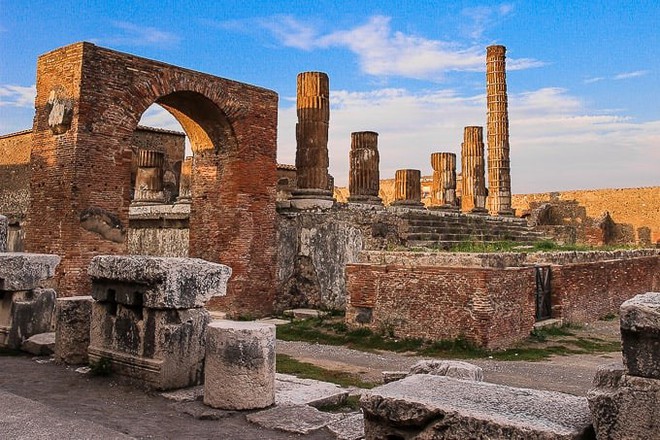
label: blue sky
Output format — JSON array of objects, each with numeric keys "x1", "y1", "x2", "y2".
[{"x1": 1, "y1": 1, "x2": 658, "y2": 193}]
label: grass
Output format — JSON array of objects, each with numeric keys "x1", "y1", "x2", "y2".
[{"x1": 276, "y1": 353, "x2": 377, "y2": 389}]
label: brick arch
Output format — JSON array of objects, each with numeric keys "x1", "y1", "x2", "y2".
[{"x1": 26, "y1": 42, "x2": 278, "y2": 316}]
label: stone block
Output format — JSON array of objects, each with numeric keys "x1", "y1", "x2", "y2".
[
  {"x1": 361, "y1": 374, "x2": 595, "y2": 439},
  {"x1": 0, "y1": 288, "x2": 56, "y2": 349},
  {"x1": 408, "y1": 359, "x2": 483, "y2": 381},
  {"x1": 88, "y1": 304, "x2": 210, "y2": 390},
  {"x1": 55, "y1": 296, "x2": 93, "y2": 364},
  {"x1": 0, "y1": 215, "x2": 7, "y2": 252},
  {"x1": 620, "y1": 292, "x2": 660, "y2": 379},
  {"x1": 246, "y1": 405, "x2": 342, "y2": 435},
  {"x1": 587, "y1": 363, "x2": 660, "y2": 440},
  {"x1": 0, "y1": 253, "x2": 60, "y2": 291},
  {"x1": 88, "y1": 255, "x2": 231, "y2": 309},
  {"x1": 204, "y1": 320, "x2": 275, "y2": 410},
  {"x1": 275, "y1": 373, "x2": 348, "y2": 407},
  {"x1": 21, "y1": 332, "x2": 55, "y2": 356}
]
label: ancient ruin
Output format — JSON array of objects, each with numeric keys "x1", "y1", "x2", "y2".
[
  {"x1": 486, "y1": 45, "x2": 513, "y2": 216},
  {"x1": 291, "y1": 71, "x2": 334, "y2": 209},
  {"x1": 347, "y1": 131, "x2": 382, "y2": 205},
  {"x1": 391, "y1": 169, "x2": 424, "y2": 208},
  {"x1": 461, "y1": 126, "x2": 488, "y2": 213},
  {"x1": 133, "y1": 150, "x2": 166, "y2": 204},
  {"x1": 429, "y1": 152, "x2": 457, "y2": 209}
]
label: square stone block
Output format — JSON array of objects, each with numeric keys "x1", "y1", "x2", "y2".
[
  {"x1": 620, "y1": 292, "x2": 660, "y2": 379},
  {"x1": 0, "y1": 253, "x2": 60, "y2": 291},
  {"x1": 55, "y1": 296, "x2": 93, "y2": 365},
  {"x1": 0, "y1": 288, "x2": 56, "y2": 349}
]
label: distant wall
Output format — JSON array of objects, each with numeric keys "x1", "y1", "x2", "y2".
[{"x1": 0, "y1": 130, "x2": 32, "y2": 220}]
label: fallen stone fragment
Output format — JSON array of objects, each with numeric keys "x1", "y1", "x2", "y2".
[
  {"x1": 361, "y1": 374, "x2": 595, "y2": 439},
  {"x1": 382, "y1": 371, "x2": 407, "y2": 384},
  {"x1": 326, "y1": 412, "x2": 365, "y2": 440},
  {"x1": 275, "y1": 373, "x2": 348, "y2": 407},
  {"x1": 21, "y1": 332, "x2": 55, "y2": 356},
  {"x1": 247, "y1": 404, "x2": 342, "y2": 435},
  {"x1": 408, "y1": 359, "x2": 483, "y2": 381},
  {"x1": 160, "y1": 385, "x2": 204, "y2": 403},
  {"x1": 619, "y1": 292, "x2": 660, "y2": 379}
]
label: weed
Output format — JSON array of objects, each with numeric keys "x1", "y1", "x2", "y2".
[
  {"x1": 89, "y1": 357, "x2": 113, "y2": 376},
  {"x1": 316, "y1": 395, "x2": 361, "y2": 412},
  {"x1": 276, "y1": 354, "x2": 377, "y2": 389}
]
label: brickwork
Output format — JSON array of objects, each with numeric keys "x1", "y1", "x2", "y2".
[{"x1": 24, "y1": 42, "x2": 278, "y2": 317}]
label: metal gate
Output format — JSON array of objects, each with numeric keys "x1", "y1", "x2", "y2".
[{"x1": 535, "y1": 266, "x2": 552, "y2": 321}]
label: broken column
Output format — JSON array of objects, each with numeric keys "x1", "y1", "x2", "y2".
[
  {"x1": 461, "y1": 126, "x2": 488, "y2": 213},
  {"x1": 133, "y1": 149, "x2": 165, "y2": 204},
  {"x1": 175, "y1": 156, "x2": 192, "y2": 204},
  {"x1": 391, "y1": 169, "x2": 424, "y2": 208},
  {"x1": 587, "y1": 292, "x2": 660, "y2": 439},
  {"x1": 0, "y1": 253, "x2": 60, "y2": 349},
  {"x1": 87, "y1": 255, "x2": 231, "y2": 390},
  {"x1": 429, "y1": 152, "x2": 457, "y2": 210},
  {"x1": 290, "y1": 71, "x2": 334, "y2": 209},
  {"x1": 204, "y1": 320, "x2": 276, "y2": 410},
  {"x1": 54, "y1": 296, "x2": 93, "y2": 364},
  {"x1": 348, "y1": 131, "x2": 382, "y2": 205},
  {"x1": 486, "y1": 45, "x2": 513, "y2": 216}
]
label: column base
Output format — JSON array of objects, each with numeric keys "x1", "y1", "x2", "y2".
[
  {"x1": 391, "y1": 200, "x2": 426, "y2": 209},
  {"x1": 428, "y1": 205, "x2": 459, "y2": 211},
  {"x1": 290, "y1": 188, "x2": 335, "y2": 210},
  {"x1": 347, "y1": 195, "x2": 383, "y2": 205}
]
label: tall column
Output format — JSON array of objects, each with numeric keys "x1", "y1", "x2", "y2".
[
  {"x1": 429, "y1": 152, "x2": 457, "y2": 210},
  {"x1": 391, "y1": 169, "x2": 424, "y2": 208},
  {"x1": 461, "y1": 126, "x2": 488, "y2": 213},
  {"x1": 291, "y1": 71, "x2": 334, "y2": 209},
  {"x1": 133, "y1": 149, "x2": 165, "y2": 204},
  {"x1": 175, "y1": 156, "x2": 192, "y2": 204},
  {"x1": 348, "y1": 131, "x2": 382, "y2": 205},
  {"x1": 486, "y1": 45, "x2": 513, "y2": 215}
]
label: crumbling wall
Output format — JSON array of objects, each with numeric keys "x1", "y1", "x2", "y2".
[{"x1": 0, "y1": 131, "x2": 32, "y2": 251}]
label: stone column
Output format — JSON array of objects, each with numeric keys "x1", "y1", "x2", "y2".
[
  {"x1": 0, "y1": 215, "x2": 7, "y2": 252},
  {"x1": 175, "y1": 156, "x2": 192, "y2": 204},
  {"x1": 291, "y1": 71, "x2": 334, "y2": 209},
  {"x1": 133, "y1": 149, "x2": 165, "y2": 204},
  {"x1": 391, "y1": 169, "x2": 424, "y2": 208},
  {"x1": 461, "y1": 127, "x2": 488, "y2": 213},
  {"x1": 429, "y1": 153, "x2": 457, "y2": 210},
  {"x1": 348, "y1": 131, "x2": 382, "y2": 205},
  {"x1": 486, "y1": 45, "x2": 513, "y2": 215}
]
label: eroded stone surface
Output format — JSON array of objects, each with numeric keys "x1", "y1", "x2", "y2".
[
  {"x1": 361, "y1": 374, "x2": 594, "y2": 440},
  {"x1": 0, "y1": 288, "x2": 56, "y2": 349},
  {"x1": 587, "y1": 363, "x2": 660, "y2": 440},
  {"x1": 21, "y1": 332, "x2": 55, "y2": 356},
  {"x1": 55, "y1": 296, "x2": 93, "y2": 365},
  {"x1": 275, "y1": 373, "x2": 348, "y2": 407},
  {"x1": 0, "y1": 215, "x2": 7, "y2": 252},
  {"x1": 204, "y1": 320, "x2": 276, "y2": 410},
  {"x1": 408, "y1": 359, "x2": 483, "y2": 381},
  {"x1": 0, "y1": 253, "x2": 60, "y2": 291},
  {"x1": 326, "y1": 412, "x2": 365, "y2": 440},
  {"x1": 247, "y1": 404, "x2": 342, "y2": 435},
  {"x1": 88, "y1": 255, "x2": 231, "y2": 309},
  {"x1": 620, "y1": 292, "x2": 660, "y2": 379}
]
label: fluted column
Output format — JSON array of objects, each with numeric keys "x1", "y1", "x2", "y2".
[
  {"x1": 391, "y1": 169, "x2": 424, "y2": 208},
  {"x1": 461, "y1": 126, "x2": 488, "y2": 213},
  {"x1": 175, "y1": 156, "x2": 192, "y2": 204},
  {"x1": 133, "y1": 149, "x2": 165, "y2": 204},
  {"x1": 291, "y1": 71, "x2": 334, "y2": 209},
  {"x1": 486, "y1": 45, "x2": 513, "y2": 216},
  {"x1": 348, "y1": 131, "x2": 382, "y2": 205},
  {"x1": 429, "y1": 152, "x2": 457, "y2": 210}
]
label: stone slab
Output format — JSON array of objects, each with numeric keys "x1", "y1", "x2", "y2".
[
  {"x1": 326, "y1": 412, "x2": 365, "y2": 440},
  {"x1": 247, "y1": 404, "x2": 342, "y2": 435},
  {"x1": 21, "y1": 332, "x2": 55, "y2": 356},
  {"x1": 283, "y1": 308, "x2": 327, "y2": 319},
  {"x1": 275, "y1": 373, "x2": 348, "y2": 407},
  {"x1": 361, "y1": 374, "x2": 595, "y2": 439},
  {"x1": 620, "y1": 292, "x2": 660, "y2": 379},
  {"x1": 587, "y1": 363, "x2": 660, "y2": 440},
  {"x1": 0, "y1": 253, "x2": 60, "y2": 291},
  {"x1": 0, "y1": 288, "x2": 56, "y2": 349},
  {"x1": 408, "y1": 359, "x2": 483, "y2": 381},
  {"x1": 88, "y1": 255, "x2": 231, "y2": 309}
]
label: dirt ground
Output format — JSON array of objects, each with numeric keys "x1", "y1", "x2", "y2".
[{"x1": 0, "y1": 319, "x2": 621, "y2": 439}]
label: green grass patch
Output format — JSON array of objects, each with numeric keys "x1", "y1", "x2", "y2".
[
  {"x1": 316, "y1": 395, "x2": 361, "y2": 412},
  {"x1": 276, "y1": 353, "x2": 377, "y2": 389}
]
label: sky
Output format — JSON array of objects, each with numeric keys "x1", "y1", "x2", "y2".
[{"x1": 1, "y1": 1, "x2": 658, "y2": 193}]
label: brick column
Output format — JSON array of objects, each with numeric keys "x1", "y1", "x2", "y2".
[
  {"x1": 348, "y1": 131, "x2": 382, "y2": 205},
  {"x1": 175, "y1": 156, "x2": 192, "y2": 204},
  {"x1": 461, "y1": 126, "x2": 488, "y2": 213},
  {"x1": 391, "y1": 169, "x2": 424, "y2": 208},
  {"x1": 291, "y1": 71, "x2": 334, "y2": 209},
  {"x1": 133, "y1": 149, "x2": 165, "y2": 204},
  {"x1": 429, "y1": 152, "x2": 457, "y2": 210},
  {"x1": 486, "y1": 45, "x2": 513, "y2": 215}
]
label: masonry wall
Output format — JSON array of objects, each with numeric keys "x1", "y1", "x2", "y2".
[{"x1": 0, "y1": 130, "x2": 32, "y2": 219}]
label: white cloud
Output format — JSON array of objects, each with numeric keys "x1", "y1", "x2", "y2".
[
  {"x1": 93, "y1": 22, "x2": 180, "y2": 47},
  {"x1": 613, "y1": 70, "x2": 649, "y2": 80},
  {"x1": 461, "y1": 3, "x2": 515, "y2": 40},
  {"x1": 583, "y1": 76, "x2": 605, "y2": 84},
  {"x1": 278, "y1": 86, "x2": 660, "y2": 193},
  {"x1": 0, "y1": 84, "x2": 36, "y2": 107}
]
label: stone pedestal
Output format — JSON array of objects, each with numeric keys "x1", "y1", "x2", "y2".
[
  {"x1": 348, "y1": 131, "x2": 382, "y2": 205},
  {"x1": 175, "y1": 156, "x2": 192, "y2": 204},
  {"x1": 291, "y1": 72, "x2": 334, "y2": 209},
  {"x1": 87, "y1": 255, "x2": 231, "y2": 390},
  {"x1": 461, "y1": 126, "x2": 488, "y2": 214},
  {"x1": 391, "y1": 169, "x2": 424, "y2": 208},
  {"x1": 204, "y1": 320, "x2": 276, "y2": 410},
  {"x1": 486, "y1": 45, "x2": 513, "y2": 216},
  {"x1": 429, "y1": 152, "x2": 457, "y2": 210},
  {"x1": 54, "y1": 296, "x2": 93, "y2": 364},
  {"x1": 0, "y1": 253, "x2": 60, "y2": 349},
  {"x1": 587, "y1": 292, "x2": 660, "y2": 440},
  {"x1": 133, "y1": 149, "x2": 165, "y2": 204}
]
